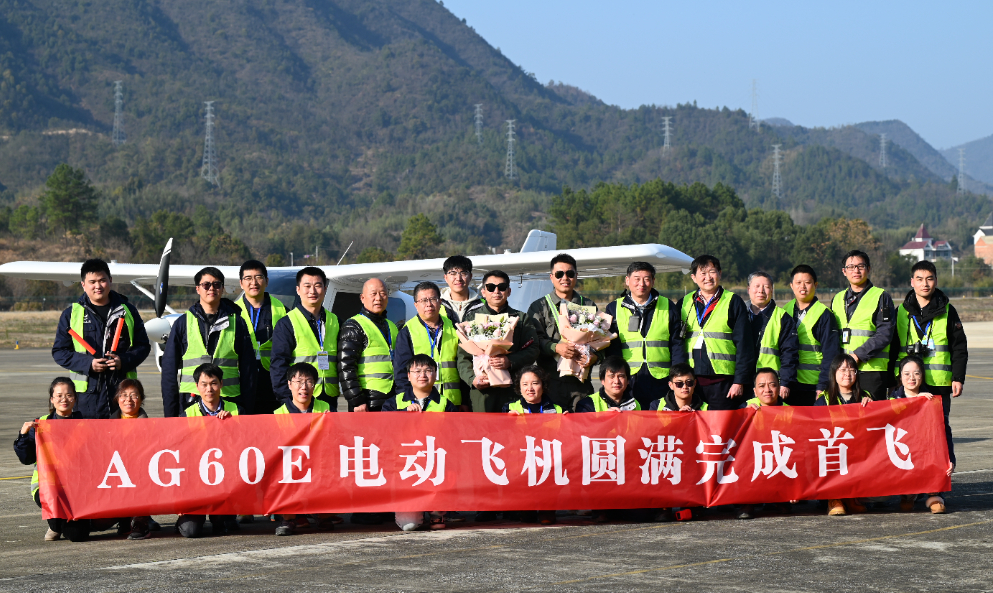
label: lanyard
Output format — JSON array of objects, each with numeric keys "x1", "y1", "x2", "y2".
[
  {"x1": 696, "y1": 292, "x2": 719, "y2": 328},
  {"x1": 421, "y1": 319, "x2": 442, "y2": 357},
  {"x1": 316, "y1": 314, "x2": 325, "y2": 350},
  {"x1": 912, "y1": 317, "x2": 932, "y2": 343},
  {"x1": 248, "y1": 304, "x2": 261, "y2": 332}
]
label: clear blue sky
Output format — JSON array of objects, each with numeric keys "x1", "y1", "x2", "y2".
[{"x1": 443, "y1": 0, "x2": 992, "y2": 149}]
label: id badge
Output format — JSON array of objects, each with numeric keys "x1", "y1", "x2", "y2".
[
  {"x1": 628, "y1": 315, "x2": 641, "y2": 332},
  {"x1": 254, "y1": 347, "x2": 261, "y2": 361},
  {"x1": 317, "y1": 352, "x2": 330, "y2": 370},
  {"x1": 841, "y1": 329, "x2": 851, "y2": 345},
  {"x1": 925, "y1": 338, "x2": 935, "y2": 351},
  {"x1": 693, "y1": 335, "x2": 704, "y2": 350}
]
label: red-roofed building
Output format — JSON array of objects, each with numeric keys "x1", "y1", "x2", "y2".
[
  {"x1": 899, "y1": 224, "x2": 953, "y2": 262},
  {"x1": 974, "y1": 212, "x2": 993, "y2": 266}
]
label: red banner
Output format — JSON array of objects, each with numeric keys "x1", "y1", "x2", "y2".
[{"x1": 37, "y1": 398, "x2": 951, "y2": 520}]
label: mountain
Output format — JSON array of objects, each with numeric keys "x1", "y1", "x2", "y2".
[
  {"x1": 0, "y1": 0, "x2": 989, "y2": 264},
  {"x1": 942, "y1": 134, "x2": 993, "y2": 188}
]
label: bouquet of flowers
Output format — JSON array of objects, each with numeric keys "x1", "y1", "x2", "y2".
[
  {"x1": 555, "y1": 302, "x2": 616, "y2": 381},
  {"x1": 456, "y1": 313, "x2": 518, "y2": 387}
]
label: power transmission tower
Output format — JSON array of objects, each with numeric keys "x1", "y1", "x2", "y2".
[
  {"x1": 879, "y1": 133, "x2": 887, "y2": 168},
  {"x1": 772, "y1": 144, "x2": 782, "y2": 202},
  {"x1": 473, "y1": 104, "x2": 483, "y2": 144},
  {"x1": 958, "y1": 148, "x2": 966, "y2": 195},
  {"x1": 504, "y1": 119, "x2": 516, "y2": 180},
  {"x1": 749, "y1": 79, "x2": 760, "y2": 130},
  {"x1": 661, "y1": 115, "x2": 672, "y2": 158},
  {"x1": 112, "y1": 81, "x2": 126, "y2": 147},
  {"x1": 200, "y1": 101, "x2": 220, "y2": 186}
]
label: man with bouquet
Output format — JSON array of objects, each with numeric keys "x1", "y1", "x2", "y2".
[
  {"x1": 457, "y1": 270, "x2": 539, "y2": 413},
  {"x1": 527, "y1": 254, "x2": 598, "y2": 411}
]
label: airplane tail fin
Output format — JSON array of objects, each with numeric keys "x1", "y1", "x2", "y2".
[{"x1": 507, "y1": 230, "x2": 556, "y2": 311}]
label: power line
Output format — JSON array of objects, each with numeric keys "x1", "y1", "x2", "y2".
[
  {"x1": 661, "y1": 115, "x2": 672, "y2": 158},
  {"x1": 200, "y1": 101, "x2": 220, "y2": 186},
  {"x1": 112, "y1": 81, "x2": 126, "y2": 147},
  {"x1": 474, "y1": 104, "x2": 483, "y2": 144},
  {"x1": 749, "y1": 79, "x2": 760, "y2": 131},
  {"x1": 505, "y1": 119, "x2": 516, "y2": 180},
  {"x1": 958, "y1": 148, "x2": 966, "y2": 195},
  {"x1": 772, "y1": 144, "x2": 782, "y2": 203},
  {"x1": 879, "y1": 133, "x2": 887, "y2": 168}
]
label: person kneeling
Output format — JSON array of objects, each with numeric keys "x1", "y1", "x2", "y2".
[
  {"x1": 384, "y1": 354, "x2": 457, "y2": 531},
  {"x1": 176, "y1": 364, "x2": 240, "y2": 538},
  {"x1": 649, "y1": 363, "x2": 708, "y2": 412},
  {"x1": 737, "y1": 369, "x2": 792, "y2": 520},
  {"x1": 575, "y1": 356, "x2": 640, "y2": 412}
]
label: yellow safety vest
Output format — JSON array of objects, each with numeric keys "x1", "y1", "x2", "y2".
[
  {"x1": 831, "y1": 287, "x2": 890, "y2": 373},
  {"x1": 784, "y1": 299, "x2": 828, "y2": 386},
  {"x1": 179, "y1": 312, "x2": 241, "y2": 401},
  {"x1": 756, "y1": 306, "x2": 787, "y2": 372},
  {"x1": 406, "y1": 315, "x2": 462, "y2": 405},
  {"x1": 615, "y1": 297, "x2": 671, "y2": 379},
  {"x1": 393, "y1": 393, "x2": 452, "y2": 412},
  {"x1": 681, "y1": 291, "x2": 737, "y2": 376},
  {"x1": 508, "y1": 400, "x2": 563, "y2": 414},
  {"x1": 67, "y1": 303, "x2": 137, "y2": 392},
  {"x1": 895, "y1": 304, "x2": 952, "y2": 387},
  {"x1": 274, "y1": 399, "x2": 332, "y2": 414},
  {"x1": 352, "y1": 313, "x2": 398, "y2": 394},
  {"x1": 287, "y1": 308, "x2": 340, "y2": 399},
  {"x1": 588, "y1": 392, "x2": 642, "y2": 412},
  {"x1": 236, "y1": 295, "x2": 287, "y2": 371},
  {"x1": 744, "y1": 397, "x2": 788, "y2": 407}
]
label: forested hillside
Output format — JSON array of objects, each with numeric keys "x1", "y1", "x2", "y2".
[{"x1": 0, "y1": 0, "x2": 989, "y2": 270}]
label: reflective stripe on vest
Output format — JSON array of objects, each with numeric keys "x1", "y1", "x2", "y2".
[
  {"x1": 352, "y1": 314, "x2": 398, "y2": 394},
  {"x1": 183, "y1": 400, "x2": 240, "y2": 417},
  {"x1": 274, "y1": 399, "x2": 332, "y2": 414},
  {"x1": 895, "y1": 304, "x2": 952, "y2": 387},
  {"x1": 756, "y1": 306, "x2": 787, "y2": 372},
  {"x1": 393, "y1": 393, "x2": 451, "y2": 412},
  {"x1": 68, "y1": 303, "x2": 137, "y2": 392},
  {"x1": 831, "y1": 287, "x2": 890, "y2": 373},
  {"x1": 615, "y1": 298, "x2": 671, "y2": 379},
  {"x1": 288, "y1": 308, "x2": 340, "y2": 398},
  {"x1": 785, "y1": 299, "x2": 828, "y2": 385},
  {"x1": 178, "y1": 312, "x2": 241, "y2": 400},
  {"x1": 508, "y1": 400, "x2": 563, "y2": 414},
  {"x1": 29, "y1": 414, "x2": 51, "y2": 499},
  {"x1": 407, "y1": 315, "x2": 462, "y2": 405},
  {"x1": 589, "y1": 392, "x2": 642, "y2": 412},
  {"x1": 681, "y1": 291, "x2": 737, "y2": 375},
  {"x1": 237, "y1": 295, "x2": 287, "y2": 371}
]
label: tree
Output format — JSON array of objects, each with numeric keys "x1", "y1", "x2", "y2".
[
  {"x1": 357, "y1": 247, "x2": 393, "y2": 263},
  {"x1": 9, "y1": 205, "x2": 41, "y2": 240},
  {"x1": 40, "y1": 164, "x2": 98, "y2": 241},
  {"x1": 396, "y1": 213, "x2": 443, "y2": 260}
]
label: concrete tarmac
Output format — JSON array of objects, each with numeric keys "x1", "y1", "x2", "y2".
[{"x1": 1, "y1": 349, "x2": 992, "y2": 591}]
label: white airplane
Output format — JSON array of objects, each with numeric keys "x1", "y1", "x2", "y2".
[{"x1": 0, "y1": 230, "x2": 693, "y2": 364}]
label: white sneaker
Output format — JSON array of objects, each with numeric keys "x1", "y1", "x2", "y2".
[
  {"x1": 400, "y1": 522, "x2": 422, "y2": 532},
  {"x1": 45, "y1": 528, "x2": 61, "y2": 541}
]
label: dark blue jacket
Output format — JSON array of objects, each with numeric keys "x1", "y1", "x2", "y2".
[
  {"x1": 501, "y1": 396, "x2": 560, "y2": 414},
  {"x1": 160, "y1": 299, "x2": 257, "y2": 418},
  {"x1": 746, "y1": 299, "x2": 799, "y2": 387},
  {"x1": 52, "y1": 292, "x2": 150, "y2": 419},
  {"x1": 14, "y1": 411, "x2": 83, "y2": 466},
  {"x1": 678, "y1": 288, "x2": 756, "y2": 385},
  {"x1": 785, "y1": 297, "x2": 840, "y2": 392},
  {"x1": 382, "y1": 386, "x2": 458, "y2": 412},
  {"x1": 269, "y1": 305, "x2": 332, "y2": 407}
]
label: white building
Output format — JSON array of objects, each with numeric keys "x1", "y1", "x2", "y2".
[{"x1": 899, "y1": 224, "x2": 953, "y2": 262}]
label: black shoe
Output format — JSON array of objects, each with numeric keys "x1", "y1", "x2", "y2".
[
  {"x1": 211, "y1": 519, "x2": 229, "y2": 536},
  {"x1": 224, "y1": 516, "x2": 241, "y2": 531},
  {"x1": 350, "y1": 513, "x2": 386, "y2": 525},
  {"x1": 445, "y1": 511, "x2": 465, "y2": 523},
  {"x1": 592, "y1": 511, "x2": 610, "y2": 523},
  {"x1": 116, "y1": 521, "x2": 131, "y2": 536},
  {"x1": 653, "y1": 509, "x2": 674, "y2": 523},
  {"x1": 237, "y1": 515, "x2": 255, "y2": 524},
  {"x1": 147, "y1": 517, "x2": 161, "y2": 532},
  {"x1": 737, "y1": 505, "x2": 755, "y2": 520},
  {"x1": 474, "y1": 511, "x2": 498, "y2": 522},
  {"x1": 275, "y1": 520, "x2": 296, "y2": 536},
  {"x1": 127, "y1": 518, "x2": 151, "y2": 540}
]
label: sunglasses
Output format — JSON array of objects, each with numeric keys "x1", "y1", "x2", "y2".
[
  {"x1": 198, "y1": 281, "x2": 224, "y2": 290},
  {"x1": 485, "y1": 282, "x2": 510, "y2": 292},
  {"x1": 671, "y1": 379, "x2": 696, "y2": 389},
  {"x1": 553, "y1": 270, "x2": 577, "y2": 279}
]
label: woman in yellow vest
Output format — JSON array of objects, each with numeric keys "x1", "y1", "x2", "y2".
[{"x1": 14, "y1": 378, "x2": 120, "y2": 542}]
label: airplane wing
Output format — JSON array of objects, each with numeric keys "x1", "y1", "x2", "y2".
[{"x1": 0, "y1": 262, "x2": 244, "y2": 292}]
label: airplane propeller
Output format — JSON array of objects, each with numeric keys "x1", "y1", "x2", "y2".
[{"x1": 155, "y1": 238, "x2": 172, "y2": 318}]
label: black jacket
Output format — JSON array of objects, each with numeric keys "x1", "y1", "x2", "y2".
[
  {"x1": 457, "y1": 302, "x2": 540, "y2": 405},
  {"x1": 270, "y1": 305, "x2": 338, "y2": 406},
  {"x1": 786, "y1": 297, "x2": 840, "y2": 392},
  {"x1": 603, "y1": 290, "x2": 687, "y2": 367},
  {"x1": 382, "y1": 386, "x2": 459, "y2": 412},
  {"x1": 501, "y1": 395, "x2": 560, "y2": 414},
  {"x1": 338, "y1": 307, "x2": 395, "y2": 410},
  {"x1": 51, "y1": 292, "x2": 151, "y2": 419},
  {"x1": 746, "y1": 299, "x2": 799, "y2": 386},
  {"x1": 837, "y1": 281, "x2": 896, "y2": 365},
  {"x1": 575, "y1": 387, "x2": 640, "y2": 413},
  {"x1": 892, "y1": 289, "x2": 968, "y2": 384},
  {"x1": 527, "y1": 291, "x2": 597, "y2": 381},
  {"x1": 649, "y1": 391, "x2": 708, "y2": 411},
  {"x1": 678, "y1": 288, "x2": 756, "y2": 384},
  {"x1": 14, "y1": 411, "x2": 83, "y2": 466},
  {"x1": 160, "y1": 299, "x2": 258, "y2": 418}
]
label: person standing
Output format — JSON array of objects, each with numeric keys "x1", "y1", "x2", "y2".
[
  {"x1": 393, "y1": 282, "x2": 465, "y2": 410},
  {"x1": 339, "y1": 278, "x2": 397, "y2": 414},
  {"x1": 603, "y1": 262, "x2": 686, "y2": 409},
  {"x1": 831, "y1": 250, "x2": 895, "y2": 401},
  {"x1": 892, "y1": 260, "x2": 967, "y2": 470},
  {"x1": 784, "y1": 265, "x2": 839, "y2": 407},
  {"x1": 458, "y1": 270, "x2": 539, "y2": 414},
  {"x1": 270, "y1": 267, "x2": 340, "y2": 409},
  {"x1": 440, "y1": 255, "x2": 482, "y2": 323},
  {"x1": 52, "y1": 259, "x2": 150, "y2": 419},
  {"x1": 527, "y1": 253, "x2": 598, "y2": 411},
  {"x1": 678, "y1": 255, "x2": 755, "y2": 410},
  {"x1": 745, "y1": 271, "x2": 798, "y2": 404},
  {"x1": 236, "y1": 260, "x2": 287, "y2": 414},
  {"x1": 161, "y1": 267, "x2": 257, "y2": 417}
]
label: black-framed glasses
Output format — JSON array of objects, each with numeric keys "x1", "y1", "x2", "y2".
[
  {"x1": 445, "y1": 270, "x2": 470, "y2": 278},
  {"x1": 553, "y1": 270, "x2": 577, "y2": 279},
  {"x1": 842, "y1": 264, "x2": 867, "y2": 272},
  {"x1": 415, "y1": 297, "x2": 441, "y2": 305},
  {"x1": 198, "y1": 281, "x2": 224, "y2": 290},
  {"x1": 485, "y1": 282, "x2": 509, "y2": 292},
  {"x1": 672, "y1": 379, "x2": 696, "y2": 389}
]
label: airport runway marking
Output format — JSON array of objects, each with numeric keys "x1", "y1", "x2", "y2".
[
  {"x1": 552, "y1": 519, "x2": 993, "y2": 585},
  {"x1": 966, "y1": 374, "x2": 993, "y2": 381},
  {"x1": 0, "y1": 476, "x2": 30, "y2": 481}
]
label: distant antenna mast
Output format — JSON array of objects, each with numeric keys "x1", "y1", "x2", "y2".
[
  {"x1": 957, "y1": 148, "x2": 966, "y2": 195},
  {"x1": 112, "y1": 81, "x2": 126, "y2": 147},
  {"x1": 749, "y1": 79, "x2": 760, "y2": 130},
  {"x1": 474, "y1": 104, "x2": 483, "y2": 144},
  {"x1": 504, "y1": 119, "x2": 516, "y2": 180},
  {"x1": 661, "y1": 115, "x2": 672, "y2": 158},
  {"x1": 879, "y1": 133, "x2": 887, "y2": 168},
  {"x1": 200, "y1": 101, "x2": 220, "y2": 186},
  {"x1": 772, "y1": 144, "x2": 782, "y2": 202}
]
